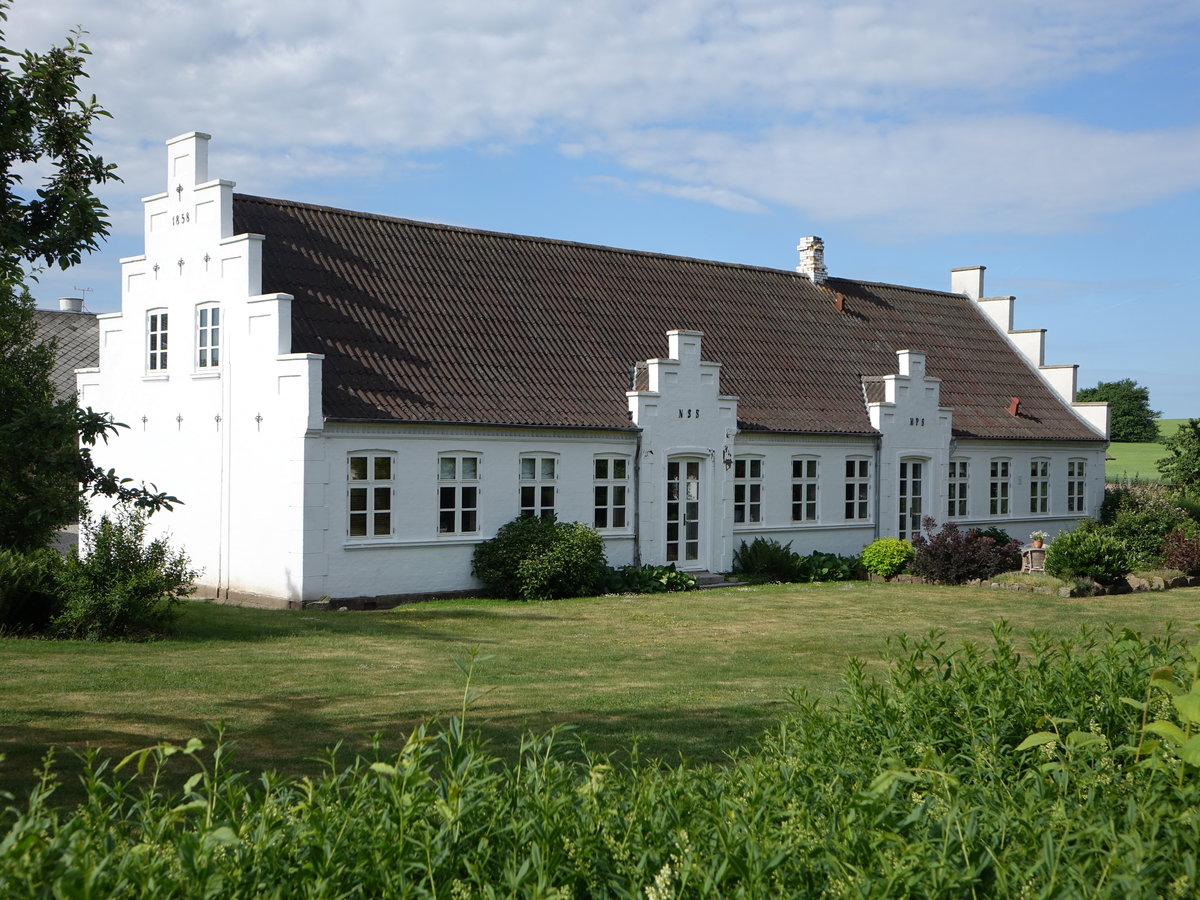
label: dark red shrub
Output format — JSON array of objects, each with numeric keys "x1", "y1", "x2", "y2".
[
  {"x1": 1162, "y1": 527, "x2": 1200, "y2": 575},
  {"x1": 910, "y1": 517, "x2": 1022, "y2": 584}
]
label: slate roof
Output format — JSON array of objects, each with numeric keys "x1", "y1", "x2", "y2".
[
  {"x1": 232, "y1": 194, "x2": 1102, "y2": 442},
  {"x1": 32, "y1": 309, "x2": 99, "y2": 401}
]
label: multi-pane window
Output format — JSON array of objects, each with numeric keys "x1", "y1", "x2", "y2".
[
  {"x1": 147, "y1": 310, "x2": 168, "y2": 371},
  {"x1": 791, "y1": 457, "x2": 818, "y2": 522},
  {"x1": 593, "y1": 456, "x2": 629, "y2": 529},
  {"x1": 1029, "y1": 459, "x2": 1050, "y2": 514},
  {"x1": 197, "y1": 305, "x2": 220, "y2": 368},
  {"x1": 733, "y1": 458, "x2": 763, "y2": 524},
  {"x1": 1067, "y1": 459, "x2": 1087, "y2": 513},
  {"x1": 989, "y1": 459, "x2": 1011, "y2": 516},
  {"x1": 348, "y1": 453, "x2": 393, "y2": 538},
  {"x1": 439, "y1": 454, "x2": 480, "y2": 534},
  {"x1": 898, "y1": 459, "x2": 924, "y2": 541},
  {"x1": 947, "y1": 459, "x2": 969, "y2": 519},
  {"x1": 845, "y1": 458, "x2": 870, "y2": 521},
  {"x1": 520, "y1": 456, "x2": 557, "y2": 519}
]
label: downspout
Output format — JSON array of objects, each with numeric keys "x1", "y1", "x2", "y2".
[
  {"x1": 873, "y1": 434, "x2": 883, "y2": 541},
  {"x1": 633, "y1": 428, "x2": 642, "y2": 567}
]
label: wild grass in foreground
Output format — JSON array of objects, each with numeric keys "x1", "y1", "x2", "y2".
[{"x1": 4, "y1": 626, "x2": 1200, "y2": 898}]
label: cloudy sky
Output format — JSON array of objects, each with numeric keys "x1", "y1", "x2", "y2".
[{"x1": 8, "y1": 0, "x2": 1199, "y2": 416}]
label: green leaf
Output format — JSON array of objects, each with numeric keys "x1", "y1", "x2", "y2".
[
  {"x1": 1174, "y1": 693, "x2": 1200, "y2": 724},
  {"x1": 1121, "y1": 697, "x2": 1149, "y2": 712},
  {"x1": 184, "y1": 737, "x2": 204, "y2": 754},
  {"x1": 171, "y1": 798, "x2": 206, "y2": 815},
  {"x1": 182, "y1": 772, "x2": 203, "y2": 795},
  {"x1": 1180, "y1": 736, "x2": 1200, "y2": 768},
  {"x1": 1066, "y1": 731, "x2": 1104, "y2": 750},
  {"x1": 1145, "y1": 721, "x2": 1188, "y2": 745},
  {"x1": 1151, "y1": 677, "x2": 1182, "y2": 697},
  {"x1": 203, "y1": 827, "x2": 239, "y2": 847},
  {"x1": 1015, "y1": 732, "x2": 1058, "y2": 752},
  {"x1": 370, "y1": 762, "x2": 398, "y2": 777}
]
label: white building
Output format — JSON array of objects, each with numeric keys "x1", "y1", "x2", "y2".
[{"x1": 79, "y1": 133, "x2": 1109, "y2": 608}]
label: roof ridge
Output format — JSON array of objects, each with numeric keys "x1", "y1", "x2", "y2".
[{"x1": 233, "y1": 192, "x2": 816, "y2": 282}]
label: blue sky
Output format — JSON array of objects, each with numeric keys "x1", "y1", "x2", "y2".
[{"x1": 9, "y1": 0, "x2": 1199, "y2": 417}]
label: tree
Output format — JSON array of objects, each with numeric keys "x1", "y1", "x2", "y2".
[
  {"x1": 1158, "y1": 419, "x2": 1200, "y2": 494},
  {"x1": 1076, "y1": 378, "x2": 1160, "y2": 442},
  {"x1": 1, "y1": 2, "x2": 176, "y2": 552}
]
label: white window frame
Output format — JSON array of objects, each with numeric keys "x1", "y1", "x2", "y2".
[
  {"x1": 438, "y1": 453, "x2": 481, "y2": 534},
  {"x1": 733, "y1": 457, "x2": 764, "y2": 525},
  {"x1": 196, "y1": 303, "x2": 221, "y2": 370},
  {"x1": 845, "y1": 457, "x2": 871, "y2": 521},
  {"x1": 1067, "y1": 458, "x2": 1087, "y2": 514},
  {"x1": 791, "y1": 457, "x2": 818, "y2": 523},
  {"x1": 520, "y1": 454, "x2": 558, "y2": 519},
  {"x1": 147, "y1": 309, "x2": 169, "y2": 372},
  {"x1": 947, "y1": 459, "x2": 969, "y2": 519},
  {"x1": 347, "y1": 452, "x2": 395, "y2": 539},
  {"x1": 989, "y1": 459, "x2": 1011, "y2": 517},
  {"x1": 593, "y1": 456, "x2": 630, "y2": 530},
  {"x1": 1029, "y1": 458, "x2": 1050, "y2": 515}
]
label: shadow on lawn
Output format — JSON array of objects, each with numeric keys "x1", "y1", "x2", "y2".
[{"x1": 0, "y1": 692, "x2": 792, "y2": 807}]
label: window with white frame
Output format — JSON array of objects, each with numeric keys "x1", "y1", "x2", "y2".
[
  {"x1": 947, "y1": 459, "x2": 969, "y2": 519},
  {"x1": 520, "y1": 455, "x2": 557, "y2": 519},
  {"x1": 1067, "y1": 459, "x2": 1087, "y2": 513},
  {"x1": 147, "y1": 309, "x2": 168, "y2": 371},
  {"x1": 791, "y1": 457, "x2": 818, "y2": 522},
  {"x1": 438, "y1": 453, "x2": 480, "y2": 534},
  {"x1": 196, "y1": 304, "x2": 220, "y2": 369},
  {"x1": 593, "y1": 456, "x2": 629, "y2": 529},
  {"x1": 348, "y1": 453, "x2": 394, "y2": 538},
  {"x1": 989, "y1": 459, "x2": 1011, "y2": 516},
  {"x1": 1029, "y1": 458, "x2": 1050, "y2": 515},
  {"x1": 733, "y1": 457, "x2": 763, "y2": 524},
  {"x1": 898, "y1": 458, "x2": 925, "y2": 541},
  {"x1": 845, "y1": 457, "x2": 870, "y2": 521}
]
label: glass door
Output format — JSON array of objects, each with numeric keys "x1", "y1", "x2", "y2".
[
  {"x1": 666, "y1": 459, "x2": 702, "y2": 566},
  {"x1": 898, "y1": 459, "x2": 924, "y2": 541}
]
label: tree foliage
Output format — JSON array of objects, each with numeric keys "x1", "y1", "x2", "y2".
[
  {"x1": 1158, "y1": 418, "x2": 1200, "y2": 493},
  {"x1": 1076, "y1": 378, "x2": 1160, "y2": 443},
  {"x1": 0, "y1": 3, "x2": 177, "y2": 552}
]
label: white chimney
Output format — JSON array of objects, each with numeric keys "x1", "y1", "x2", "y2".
[
  {"x1": 58, "y1": 297, "x2": 84, "y2": 313},
  {"x1": 796, "y1": 236, "x2": 827, "y2": 285},
  {"x1": 951, "y1": 265, "x2": 985, "y2": 300}
]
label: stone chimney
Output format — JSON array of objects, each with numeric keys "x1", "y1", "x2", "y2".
[
  {"x1": 58, "y1": 297, "x2": 84, "y2": 313},
  {"x1": 796, "y1": 236, "x2": 827, "y2": 285},
  {"x1": 951, "y1": 265, "x2": 985, "y2": 300}
]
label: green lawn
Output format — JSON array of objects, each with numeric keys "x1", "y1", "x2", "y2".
[
  {"x1": 1105, "y1": 417, "x2": 1189, "y2": 481},
  {"x1": 4, "y1": 582, "x2": 1200, "y2": 801}
]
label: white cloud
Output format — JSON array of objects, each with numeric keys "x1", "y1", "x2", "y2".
[{"x1": 5, "y1": 0, "x2": 1200, "y2": 235}]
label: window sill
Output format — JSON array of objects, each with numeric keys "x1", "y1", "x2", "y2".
[
  {"x1": 344, "y1": 535, "x2": 484, "y2": 550},
  {"x1": 192, "y1": 371, "x2": 221, "y2": 380},
  {"x1": 142, "y1": 374, "x2": 170, "y2": 382}
]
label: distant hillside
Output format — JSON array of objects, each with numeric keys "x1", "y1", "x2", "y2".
[{"x1": 1105, "y1": 418, "x2": 1189, "y2": 482}]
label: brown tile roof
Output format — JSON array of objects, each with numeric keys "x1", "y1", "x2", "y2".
[
  {"x1": 32, "y1": 309, "x2": 99, "y2": 401},
  {"x1": 232, "y1": 194, "x2": 1102, "y2": 441}
]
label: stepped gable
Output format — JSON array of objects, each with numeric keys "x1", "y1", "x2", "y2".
[{"x1": 232, "y1": 193, "x2": 1101, "y2": 442}]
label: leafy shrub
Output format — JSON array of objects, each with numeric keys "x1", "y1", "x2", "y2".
[
  {"x1": 0, "y1": 547, "x2": 62, "y2": 633},
  {"x1": 973, "y1": 525, "x2": 1013, "y2": 546},
  {"x1": 472, "y1": 515, "x2": 607, "y2": 600},
  {"x1": 598, "y1": 563, "x2": 697, "y2": 593},
  {"x1": 50, "y1": 510, "x2": 196, "y2": 640},
  {"x1": 804, "y1": 550, "x2": 862, "y2": 582},
  {"x1": 1043, "y1": 527, "x2": 1132, "y2": 586},
  {"x1": 1100, "y1": 482, "x2": 1191, "y2": 566},
  {"x1": 909, "y1": 517, "x2": 1021, "y2": 584},
  {"x1": 861, "y1": 537, "x2": 913, "y2": 578},
  {"x1": 1161, "y1": 525, "x2": 1200, "y2": 575},
  {"x1": 732, "y1": 537, "x2": 807, "y2": 583}
]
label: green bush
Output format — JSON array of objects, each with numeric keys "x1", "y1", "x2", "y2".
[
  {"x1": 861, "y1": 537, "x2": 913, "y2": 578},
  {"x1": 732, "y1": 537, "x2": 807, "y2": 583},
  {"x1": 1100, "y1": 482, "x2": 1191, "y2": 567},
  {"x1": 472, "y1": 515, "x2": 607, "y2": 601},
  {"x1": 804, "y1": 550, "x2": 862, "y2": 582},
  {"x1": 0, "y1": 547, "x2": 62, "y2": 633},
  {"x1": 598, "y1": 563, "x2": 697, "y2": 594},
  {"x1": 50, "y1": 510, "x2": 196, "y2": 640},
  {"x1": 1044, "y1": 527, "x2": 1133, "y2": 586}
]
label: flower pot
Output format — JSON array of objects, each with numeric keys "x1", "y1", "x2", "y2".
[{"x1": 1032, "y1": 539, "x2": 1044, "y2": 548}]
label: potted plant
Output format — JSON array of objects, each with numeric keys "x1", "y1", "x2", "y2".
[{"x1": 1029, "y1": 530, "x2": 1049, "y2": 548}]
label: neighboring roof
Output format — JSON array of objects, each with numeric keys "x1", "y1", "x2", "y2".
[
  {"x1": 232, "y1": 194, "x2": 1102, "y2": 441},
  {"x1": 32, "y1": 309, "x2": 98, "y2": 401}
]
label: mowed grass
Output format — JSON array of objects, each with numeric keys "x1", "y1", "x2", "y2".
[
  {"x1": 3, "y1": 582, "x2": 1200, "y2": 801},
  {"x1": 1106, "y1": 417, "x2": 1189, "y2": 481}
]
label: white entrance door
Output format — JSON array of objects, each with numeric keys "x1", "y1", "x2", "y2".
[
  {"x1": 666, "y1": 458, "x2": 703, "y2": 568},
  {"x1": 898, "y1": 458, "x2": 924, "y2": 541}
]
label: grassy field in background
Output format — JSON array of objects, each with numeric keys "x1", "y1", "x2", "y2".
[
  {"x1": 1105, "y1": 417, "x2": 1188, "y2": 481},
  {"x1": 4, "y1": 582, "x2": 1200, "y2": 801}
]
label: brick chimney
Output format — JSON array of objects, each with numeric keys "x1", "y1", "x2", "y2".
[{"x1": 796, "y1": 236, "x2": 827, "y2": 285}]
